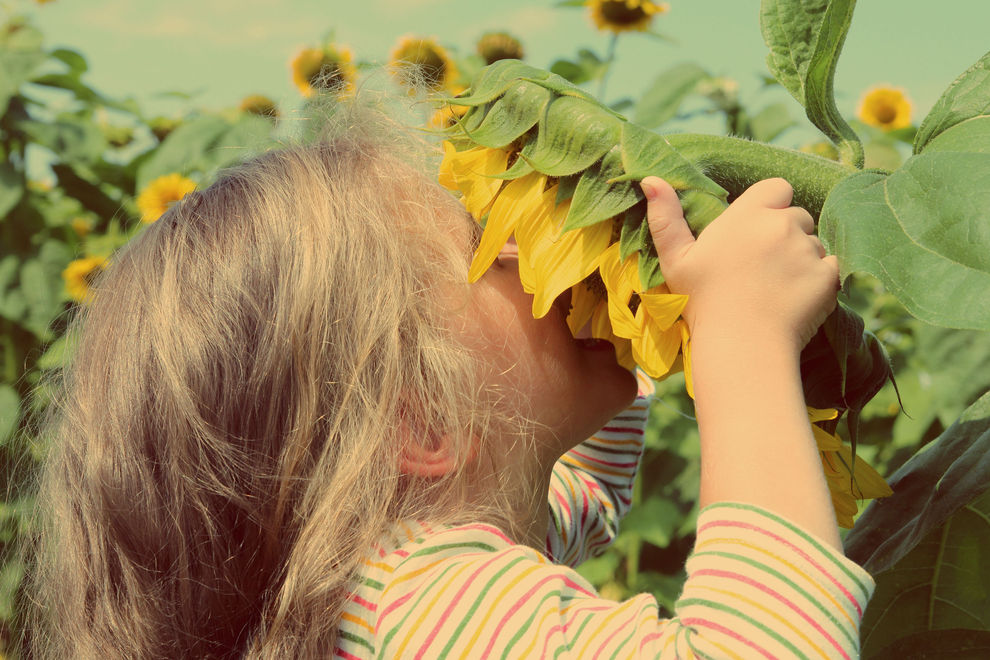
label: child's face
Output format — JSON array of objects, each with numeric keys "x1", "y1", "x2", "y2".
[{"x1": 453, "y1": 213, "x2": 638, "y2": 460}]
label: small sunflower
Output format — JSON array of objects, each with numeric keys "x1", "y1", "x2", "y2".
[
  {"x1": 148, "y1": 116, "x2": 180, "y2": 142},
  {"x1": 856, "y1": 85, "x2": 912, "y2": 131},
  {"x1": 588, "y1": 0, "x2": 670, "y2": 34},
  {"x1": 136, "y1": 173, "x2": 196, "y2": 224},
  {"x1": 290, "y1": 45, "x2": 357, "y2": 98},
  {"x1": 476, "y1": 32, "x2": 524, "y2": 64},
  {"x1": 62, "y1": 256, "x2": 108, "y2": 303},
  {"x1": 389, "y1": 36, "x2": 458, "y2": 92},
  {"x1": 239, "y1": 94, "x2": 279, "y2": 119},
  {"x1": 70, "y1": 217, "x2": 92, "y2": 238}
]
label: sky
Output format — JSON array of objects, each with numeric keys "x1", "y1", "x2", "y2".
[{"x1": 12, "y1": 0, "x2": 990, "y2": 146}]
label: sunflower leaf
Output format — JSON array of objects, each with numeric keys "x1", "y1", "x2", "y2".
[
  {"x1": 820, "y1": 151, "x2": 990, "y2": 330},
  {"x1": 564, "y1": 144, "x2": 639, "y2": 231},
  {"x1": 460, "y1": 80, "x2": 551, "y2": 148},
  {"x1": 760, "y1": 0, "x2": 863, "y2": 166},
  {"x1": 449, "y1": 59, "x2": 550, "y2": 106},
  {"x1": 914, "y1": 50, "x2": 990, "y2": 154},
  {"x1": 619, "y1": 201, "x2": 647, "y2": 262},
  {"x1": 519, "y1": 95, "x2": 622, "y2": 177},
  {"x1": 638, "y1": 243, "x2": 665, "y2": 291},
  {"x1": 633, "y1": 62, "x2": 710, "y2": 129}
]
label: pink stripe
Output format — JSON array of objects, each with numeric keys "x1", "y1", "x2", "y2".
[
  {"x1": 333, "y1": 647, "x2": 362, "y2": 660},
  {"x1": 568, "y1": 449, "x2": 639, "y2": 469},
  {"x1": 693, "y1": 568, "x2": 850, "y2": 660},
  {"x1": 348, "y1": 593, "x2": 377, "y2": 612},
  {"x1": 480, "y1": 573, "x2": 600, "y2": 658},
  {"x1": 415, "y1": 552, "x2": 508, "y2": 659},
  {"x1": 700, "y1": 519, "x2": 863, "y2": 617},
  {"x1": 591, "y1": 607, "x2": 639, "y2": 659},
  {"x1": 535, "y1": 605, "x2": 615, "y2": 659},
  {"x1": 379, "y1": 588, "x2": 416, "y2": 620},
  {"x1": 682, "y1": 617, "x2": 778, "y2": 658}
]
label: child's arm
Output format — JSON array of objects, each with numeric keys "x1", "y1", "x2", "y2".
[
  {"x1": 545, "y1": 385, "x2": 650, "y2": 566},
  {"x1": 641, "y1": 175, "x2": 842, "y2": 549}
]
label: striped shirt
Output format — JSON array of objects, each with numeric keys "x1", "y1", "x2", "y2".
[{"x1": 335, "y1": 396, "x2": 874, "y2": 658}]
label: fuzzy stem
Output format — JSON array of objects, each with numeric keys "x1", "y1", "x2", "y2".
[{"x1": 664, "y1": 133, "x2": 857, "y2": 218}]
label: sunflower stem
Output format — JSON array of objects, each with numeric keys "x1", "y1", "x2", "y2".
[
  {"x1": 597, "y1": 33, "x2": 619, "y2": 102},
  {"x1": 663, "y1": 133, "x2": 857, "y2": 219}
]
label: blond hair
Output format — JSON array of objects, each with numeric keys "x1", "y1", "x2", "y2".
[{"x1": 28, "y1": 109, "x2": 535, "y2": 658}]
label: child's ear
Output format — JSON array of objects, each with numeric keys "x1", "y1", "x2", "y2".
[{"x1": 399, "y1": 430, "x2": 458, "y2": 478}]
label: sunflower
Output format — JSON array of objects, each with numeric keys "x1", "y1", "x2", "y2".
[
  {"x1": 148, "y1": 116, "x2": 180, "y2": 142},
  {"x1": 290, "y1": 45, "x2": 357, "y2": 98},
  {"x1": 239, "y1": 94, "x2": 279, "y2": 119},
  {"x1": 62, "y1": 256, "x2": 108, "y2": 303},
  {"x1": 856, "y1": 85, "x2": 912, "y2": 131},
  {"x1": 70, "y1": 217, "x2": 92, "y2": 238},
  {"x1": 476, "y1": 32, "x2": 524, "y2": 64},
  {"x1": 389, "y1": 36, "x2": 458, "y2": 92},
  {"x1": 136, "y1": 173, "x2": 196, "y2": 224},
  {"x1": 808, "y1": 407, "x2": 893, "y2": 528},
  {"x1": 588, "y1": 0, "x2": 670, "y2": 34}
]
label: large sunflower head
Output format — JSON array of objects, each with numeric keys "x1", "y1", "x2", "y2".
[
  {"x1": 856, "y1": 85, "x2": 912, "y2": 131},
  {"x1": 136, "y1": 173, "x2": 197, "y2": 224},
  {"x1": 588, "y1": 0, "x2": 670, "y2": 34},
  {"x1": 476, "y1": 32, "x2": 524, "y2": 64},
  {"x1": 389, "y1": 36, "x2": 458, "y2": 92},
  {"x1": 63, "y1": 256, "x2": 109, "y2": 303},
  {"x1": 290, "y1": 44, "x2": 357, "y2": 98}
]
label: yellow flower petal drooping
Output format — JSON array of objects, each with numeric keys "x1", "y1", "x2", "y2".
[
  {"x1": 514, "y1": 187, "x2": 613, "y2": 318},
  {"x1": 289, "y1": 45, "x2": 357, "y2": 98},
  {"x1": 588, "y1": 0, "x2": 670, "y2": 34},
  {"x1": 807, "y1": 406, "x2": 893, "y2": 528},
  {"x1": 430, "y1": 86, "x2": 469, "y2": 129},
  {"x1": 476, "y1": 32, "x2": 525, "y2": 64},
  {"x1": 62, "y1": 256, "x2": 108, "y2": 303},
  {"x1": 389, "y1": 36, "x2": 458, "y2": 93},
  {"x1": 598, "y1": 243, "x2": 688, "y2": 379},
  {"x1": 238, "y1": 94, "x2": 279, "y2": 119},
  {"x1": 856, "y1": 85, "x2": 912, "y2": 131},
  {"x1": 136, "y1": 174, "x2": 196, "y2": 224},
  {"x1": 438, "y1": 142, "x2": 509, "y2": 219},
  {"x1": 468, "y1": 171, "x2": 547, "y2": 282}
]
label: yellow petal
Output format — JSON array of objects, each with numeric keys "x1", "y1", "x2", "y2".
[
  {"x1": 438, "y1": 141, "x2": 458, "y2": 191},
  {"x1": 599, "y1": 244, "x2": 641, "y2": 339},
  {"x1": 528, "y1": 204, "x2": 612, "y2": 319},
  {"x1": 468, "y1": 172, "x2": 546, "y2": 282},
  {"x1": 807, "y1": 406, "x2": 840, "y2": 424},
  {"x1": 631, "y1": 312, "x2": 682, "y2": 379},
  {"x1": 442, "y1": 145, "x2": 509, "y2": 219},
  {"x1": 515, "y1": 186, "x2": 559, "y2": 297},
  {"x1": 638, "y1": 289, "x2": 689, "y2": 331},
  {"x1": 567, "y1": 283, "x2": 603, "y2": 336},
  {"x1": 812, "y1": 426, "x2": 843, "y2": 451}
]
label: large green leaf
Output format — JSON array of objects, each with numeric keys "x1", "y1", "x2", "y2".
[
  {"x1": 136, "y1": 115, "x2": 230, "y2": 189},
  {"x1": 819, "y1": 151, "x2": 990, "y2": 330},
  {"x1": 845, "y1": 391, "x2": 990, "y2": 574},
  {"x1": 17, "y1": 115, "x2": 108, "y2": 164},
  {"x1": 519, "y1": 95, "x2": 621, "y2": 176},
  {"x1": 760, "y1": 0, "x2": 862, "y2": 165},
  {"x1": 461, "y1": 80, "x2": 550, "y2": 149},
  {"x1": 633, "y1": 62, "x2": 710, "y2": 129},
  {"x1": 0, "y1": 159, "x2": 21, "y2": 220},
  {"x1": 915, "y1": 51, "x2": 990, "y2": 154},
  {"x1": 0, "y1": 22, "x2": 45, "y2": 114}
]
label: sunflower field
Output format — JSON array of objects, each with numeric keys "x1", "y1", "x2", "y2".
[{"x1": 2, "y1": 0, "x2": 990, "y2": 656}]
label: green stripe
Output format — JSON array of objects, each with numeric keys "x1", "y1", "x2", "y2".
[
  {"x1": 338, "y1": 629, "x2": 374, "y2": 653},
  {"x1": 408, "y1": 540, "x2": 497, "y2": 559},
  {"x1": 552, "y1": 610, "x2": 597, "y2": 659},
  {"x1": 677, "y1": 597, "x2": 805, "y2": 658},
  {"x1": 607, "y1": 612, "x2": 641, "y2": 660},
  {"x1": 689, "y1": 549, "x2": 855, "y2": 648},
  {"x1": 436, "y1": 556, "x2": 527, "y2": 657},
  {"x1": 501, "y1": 587, "x2": 571, "y2": 656},
  {"x1": 362, "y1": 576, "x2": 385, "y2": 590},
  {"x1": 703, "y1": 501, "x2": 870, "y2": 596},
  {"x1": 380, "y1": 561, "x2": 461, "y2": 649}
]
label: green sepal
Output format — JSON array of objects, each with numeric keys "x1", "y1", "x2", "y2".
[
  {"x1": 638, "y1": 242, "x2": 665, "y2": 291},
  {"x1": 517, "y1": 95, "x2": 622, "y2": 176},
  {"x1": 555, "y1": 173, "x2": 581, "y2": 205},
  {"x1": 564, "y1": 144, "x2": 639, "y2": 231},
  {"x1": 679, "y1": 189, "x2": 729, "y2": 235},
  {"x1": 456, "y1": 81, "x2": 551, "y2": 149},
  {"x1": 488, "y1": 156, "x2": 535, "y2": 180},
  {"x1": 619, "y1": 201, "x2": 648, "y2": 262},
  {"x1": 446, "y1": 59, "x2": 552, "y2": 106}
]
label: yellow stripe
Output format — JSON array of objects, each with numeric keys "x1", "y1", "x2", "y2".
[
  {"x1": 573, "y1": 598, "x2": 636, "y2": 657},
  {"x1": 457, "y1": 563, "x2": 543, "y2": 657},
  {"x1": 691, "y1": 583, "x2": 832, "y2": 659},
  {"x1": 393, "y1": 559, "x2": 476, "y2": 657},
  {"x1": 340, "y1": 611, "x2": 375, "y2": 634},
  {"x1": 694, "y1": 536, "x2": 853, "y2": 629},
  {"x1": 361, "y1": 558, "x2": 394, "y2": 573}
]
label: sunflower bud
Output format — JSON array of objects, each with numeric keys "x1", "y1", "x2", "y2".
[
  {"x1": 476, "y1": 32, "x2": 524, "y2": 65},
  {"x1": 239, "y1": 94, "x2": 279, "y2": 120}
]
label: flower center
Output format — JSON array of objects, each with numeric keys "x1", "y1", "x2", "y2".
[
  {"x1": 874, "y1": 103, "x2": 897, "y2": 124},
  {"x1": 600, "y1": 0, "x2": 648, "y2": 26},
  {"x1": 309, "y1": 60, "x2": 346, "y2": 91}
]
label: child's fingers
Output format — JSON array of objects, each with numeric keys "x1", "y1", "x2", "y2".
[
  {"x1": 738, "y1": 177, "x2": 794, "y2": 209},
  {"x1": 641, "y1": 176, "x2": 694, "y2": 269}
]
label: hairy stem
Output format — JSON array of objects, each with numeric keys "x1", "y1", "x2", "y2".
[{"x1": 664, "y1": 133, "x2": 857, "y2": 219}]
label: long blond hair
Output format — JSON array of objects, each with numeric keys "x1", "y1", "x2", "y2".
[{"x1": 28, "y1": 110, "x2": 532, "y2": 658}]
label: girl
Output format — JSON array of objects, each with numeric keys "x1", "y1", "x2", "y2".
[{"x1": 28, "y1": 107, "x2": 871, "y2": 658}]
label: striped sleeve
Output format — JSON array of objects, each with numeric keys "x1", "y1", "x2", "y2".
[
  {"x1": 360, "y1": 504, "x2": 872, "y2": 659},
  {"x1": 545, "y1": 395, "x2": 649, "y2": 567}
]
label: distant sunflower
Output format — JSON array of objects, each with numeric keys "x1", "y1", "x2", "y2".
[
  {"x1": 63, "y1": 256, "x2": 108, "y2": 303},
  {"x1": 856, "y1": 85, "x2": 912, "y2": 131},
  {"x1": 588, "y1": 0, "x2": 670, "y2": 34},
  {"x1": 476, "y1": 32, "x2": 524, "y2": 64},
  {"x1": 389, "y1": 36, "x2": 458, "y2": 92},
  {"x1": 136, "y1": 173, "x2": 196, "y2": 224},
  {"x1": 239, "y1": 94, "x2": 279, "y2": 119},
  {"x1": 290, "y1": 45, "x2": 357, "y2": 98}
]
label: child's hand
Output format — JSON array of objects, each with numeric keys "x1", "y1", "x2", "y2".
[{"x1": 641, "y1": 176, "x2": 839, "y2": 352}]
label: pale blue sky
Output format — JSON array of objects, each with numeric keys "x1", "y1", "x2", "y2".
[{"x1": 16, "y1": 0, "x2": 990, "y2": 145}]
